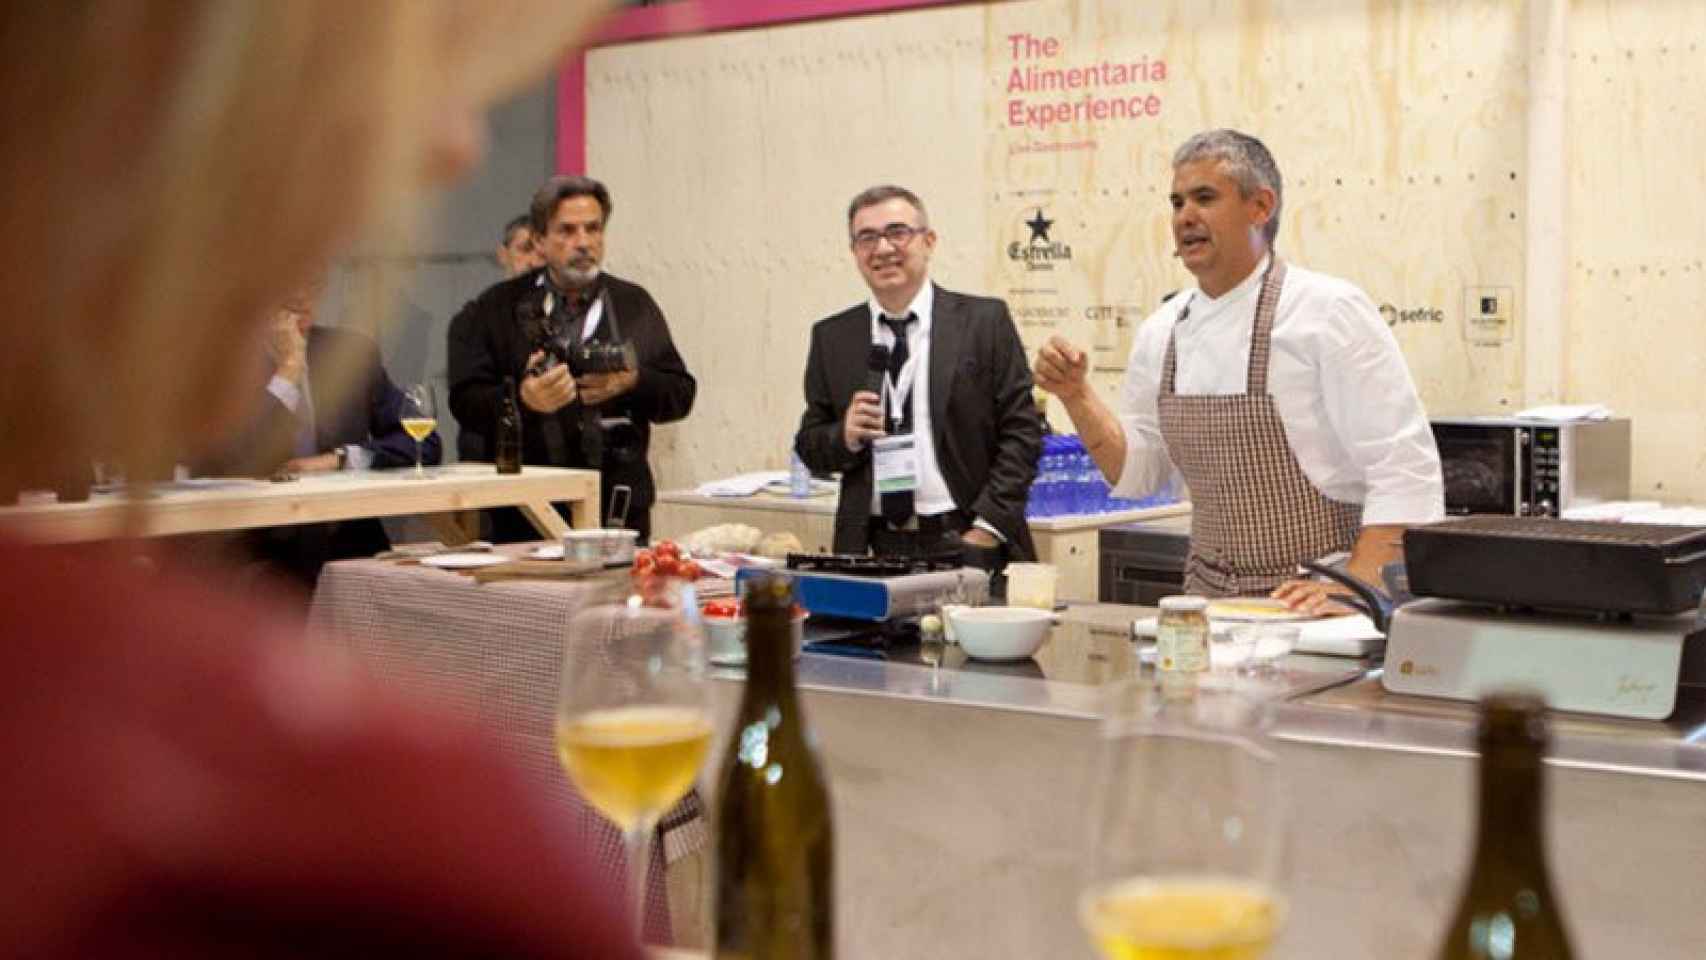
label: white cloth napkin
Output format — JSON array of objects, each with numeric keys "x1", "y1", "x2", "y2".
[{"x1": 695, "y1": 471, "x2": 789, "y2": 497}]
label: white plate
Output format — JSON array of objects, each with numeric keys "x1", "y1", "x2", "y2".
[
  {"x1": 420, "y1": 552, "x2": 512, "y2": 570},
  {"x1": 1205, "y1": 598, "x2": 1313, "y2": 622}
]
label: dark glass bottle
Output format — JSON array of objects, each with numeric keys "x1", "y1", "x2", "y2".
[
  {"x1": 714, "y1": 574, "x2": 834, "y2": 959},
  {"x1": 496, "y1": 376, "x2": 522, "y2": 474},
  {"x1": 54, "y1": 463, "x2": 93, "y2": 503},
  {"x1": 1437, "y1": 692, "x2": 1576, "y2": 959}
]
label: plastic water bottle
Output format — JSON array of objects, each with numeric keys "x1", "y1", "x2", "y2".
[
  {"x1": 788, "y1": 450, "x2": 812, "y2": 498},
  {"x1": 1026, "y1": 436, "x2": 1059, "y2": 518}
]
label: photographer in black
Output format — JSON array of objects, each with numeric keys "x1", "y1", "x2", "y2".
[{"x1": 449, "y1": 176, "x2": 696, "y2": 541}]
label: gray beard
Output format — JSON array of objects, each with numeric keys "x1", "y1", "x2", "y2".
[{"x1": 561, "y1": 264, "x2": 601, "y2": 288}]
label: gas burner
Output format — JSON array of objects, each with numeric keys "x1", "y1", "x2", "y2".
[{"x1": 784, "y1": 552, "x2": 961, "y2": 577}]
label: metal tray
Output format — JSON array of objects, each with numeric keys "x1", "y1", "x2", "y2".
[{"x1": 1404, "y1": 516, "x2": 1706, "y2": 615}]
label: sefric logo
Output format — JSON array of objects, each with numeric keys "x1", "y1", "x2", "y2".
[
  {"x1": 1380, "y1": 303, "x2": 1445, "y2": 327},
  {"x1": 1008, "y1": 207, "x2": 1073, "y2": 271}
]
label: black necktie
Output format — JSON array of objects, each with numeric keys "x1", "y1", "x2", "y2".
[{"x1": 879, "y1": 312, "x2": 916, "y2": 528}]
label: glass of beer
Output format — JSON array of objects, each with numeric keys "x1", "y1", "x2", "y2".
[
  {"x1": 556, "y1": 582, "x2": 710, "y2": 943},
  {"x1": 1079, "y1": 680, "x2": 1286, "y2": 959},
  {"x1": 399, "y1": 383, "x2": 437, "y2": 478}
]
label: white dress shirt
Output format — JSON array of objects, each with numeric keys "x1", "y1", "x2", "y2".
[
  {"x1": 266, "y1": 368, "x2": 373, "y2": 471},
  {"x1": 868, "y1": 282, "x2": 956, "y2": 517},
  {"x1": 1112, "y1": 256, "x2": 1444, "y2": 526}
]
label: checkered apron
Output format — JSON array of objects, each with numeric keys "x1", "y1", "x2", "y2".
[{"x1": 1158, "y1": 258, "x2": 1361, "y2": 596}]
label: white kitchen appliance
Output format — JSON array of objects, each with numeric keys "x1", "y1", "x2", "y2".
[{"x1": 1382, "y1": 599, "x2": 1706, "y2": 720}]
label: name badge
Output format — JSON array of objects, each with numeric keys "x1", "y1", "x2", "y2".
[{"x1": 872, "y1": 434, "x2": 920, "y2": 494}]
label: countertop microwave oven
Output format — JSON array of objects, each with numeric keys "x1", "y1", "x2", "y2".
[{"x1": 1429, "y1": 416, "x2": 1631, "y2": 518}]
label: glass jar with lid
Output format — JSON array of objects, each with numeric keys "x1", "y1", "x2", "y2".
[{"x1": 1156, "y1": 595, "x2": 1210, "y2": 674}]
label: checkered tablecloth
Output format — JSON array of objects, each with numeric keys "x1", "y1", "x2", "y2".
[{"x1": 307, "y1": 553, "x2": 706, "y2": 943}]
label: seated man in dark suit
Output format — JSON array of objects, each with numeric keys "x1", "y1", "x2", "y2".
[
  {"x1": 211, "y1": 284, "x2": 442, "y2": 589},
  {"x1": 794, "y1": 184, "x2": 1042, "y2": 566}
]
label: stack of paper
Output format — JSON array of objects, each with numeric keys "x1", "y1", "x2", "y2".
[{"x1": 695, "y1": 471, "x2": 789, "y2": 497}]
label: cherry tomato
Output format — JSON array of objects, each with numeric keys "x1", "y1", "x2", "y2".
[
  {"x1": 655, "y1": 556, "x2": 680, "y2": 579},
  {"x1": 702, "y1": 599, "x2": 739, "y2": 619},
  {"x1": 678, "y1": 560, "x2": 702, "y2": 582},
  {"x1": 654, "y1": 540, "x2": 681, "y2": 563},
  {"x1": 632, "y1": 551, "x2": 656, "y2": 577}
]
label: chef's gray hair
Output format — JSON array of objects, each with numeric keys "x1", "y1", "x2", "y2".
[{"x1": 1173, "y1": 129, "x2": 1282, "y2": 246}]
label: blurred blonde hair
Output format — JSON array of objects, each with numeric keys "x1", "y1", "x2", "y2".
[{"x1": 0, "y1": 0, "x2": 607, "y2": 512}]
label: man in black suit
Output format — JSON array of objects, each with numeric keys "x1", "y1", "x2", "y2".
[
  {"x1": 209, "y1": 284, "x2": 443, "y2": 588},
  {"x1": 448, "y1": 176, "x2": 696, "y2": 541},
  {"x1": 795, "y1": 185, "x2": 1042, "y2": 562}
]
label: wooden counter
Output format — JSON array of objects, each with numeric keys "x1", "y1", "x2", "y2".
[
  {"x1": 0, "y1": 463, "x2": 600, "y2": 544},
  {"x1": 652, "y1": 488, "x2": 1188, "y2": 601}
]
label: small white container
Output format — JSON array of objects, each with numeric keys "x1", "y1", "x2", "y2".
[
  {"x1": 600, "y1": 528, "x2": 639, "y2": 564},
  {"x1": 1005, "y1": 562, "x2": 1058, "y2": 610},
  {"x1": 561, "y1": 528, "x2": 639, "y2": 566},
  {"x1": 561, "y1": 529, "x2": 605, "y2": 564},
  {"x1": 702, "y1": 610, "x2": 808, "y2": 666}
]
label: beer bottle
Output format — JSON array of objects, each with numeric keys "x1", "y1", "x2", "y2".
[
  {"x1": 54, "y1": 463, "x2": 93, "y2": 503},
  {"x1": 714, "y1": 574, "x2": 834, "y2": 959},
  {"x1": 1436, "y1": 692, "x2": 1575, "y2": 959},
  {"x1": 496, "y1": 376, "x2": 522, "y2": 474}
]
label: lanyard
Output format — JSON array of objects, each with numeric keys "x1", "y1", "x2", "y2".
[{"x1": 883, "y1": 339, "x2": 919, "y2": 429}]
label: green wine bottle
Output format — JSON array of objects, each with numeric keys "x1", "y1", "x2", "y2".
[
  {"x1": 713, "y1": 574, "x2": 834, "y2": 959},
  {"x1": 1436, "y1": 692, "x2": 1576, "y2": 959}
]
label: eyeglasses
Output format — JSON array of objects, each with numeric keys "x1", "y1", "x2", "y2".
[{"x1": 851, "y1": 222, "x2": 926, "y2": 251}]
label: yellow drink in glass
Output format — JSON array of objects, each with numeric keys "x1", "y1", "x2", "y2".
[
  {"x1": 400, "y1": 417, "x2": 437, "y2": 441},
  {"x1": 556, "y1": 704, "x2": 712, "y2": 830},
  {"x1": 1080, "y1": 876, "x2": 1284, "y2": 960}
]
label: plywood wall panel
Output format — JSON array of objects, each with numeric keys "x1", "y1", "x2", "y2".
[{"x1": 1566, "y1": 0, "x2": 1706, "y2": 499}]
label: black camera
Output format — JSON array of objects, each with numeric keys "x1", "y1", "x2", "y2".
[{"x1": 569, "y1": 340, "x2": 637, "y2": 376}]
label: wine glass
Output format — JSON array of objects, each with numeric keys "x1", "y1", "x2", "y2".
[
  {"x1": 556, "y1": 581, "x2": 710, "y2": 944},
  {"x1": 1080, "y1": 679, "x2": 1287, "y2": 959},
  {"x1": 400, "y1": 383, "x2": 436, "y2": 478}
]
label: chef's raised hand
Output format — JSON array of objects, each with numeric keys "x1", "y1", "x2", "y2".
[
  {"x1": 843, "y1": 389, "x2": 886, "y2": 452},
  {"x1": 1033, "y1": 335, "x2": 1090, "y2": 402}
]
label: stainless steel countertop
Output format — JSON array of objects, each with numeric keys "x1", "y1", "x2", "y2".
[{"x1": 714, "y1": 602, "x2": 1706, "y2": 783}]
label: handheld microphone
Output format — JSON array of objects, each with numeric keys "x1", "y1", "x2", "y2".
[{"x1": 864, "y1": 343, "x2": 890, "y2": 397}]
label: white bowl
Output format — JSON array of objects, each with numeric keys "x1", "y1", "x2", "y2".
[{"x1": 948, "y1": 606, "x2": 1054, "y2": 661}]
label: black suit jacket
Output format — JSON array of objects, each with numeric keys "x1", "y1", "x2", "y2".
[
  {"x1": 447, "y1": 270, "x2": 696, "y2": 536},
  {"x1": 794, "y1": 285, "x2": 1042, "y2": 557}
]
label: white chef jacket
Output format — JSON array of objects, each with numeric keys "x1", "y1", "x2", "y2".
[{"x1": 1112, "y1": 256, "x2": 1444, "y2": 527}]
